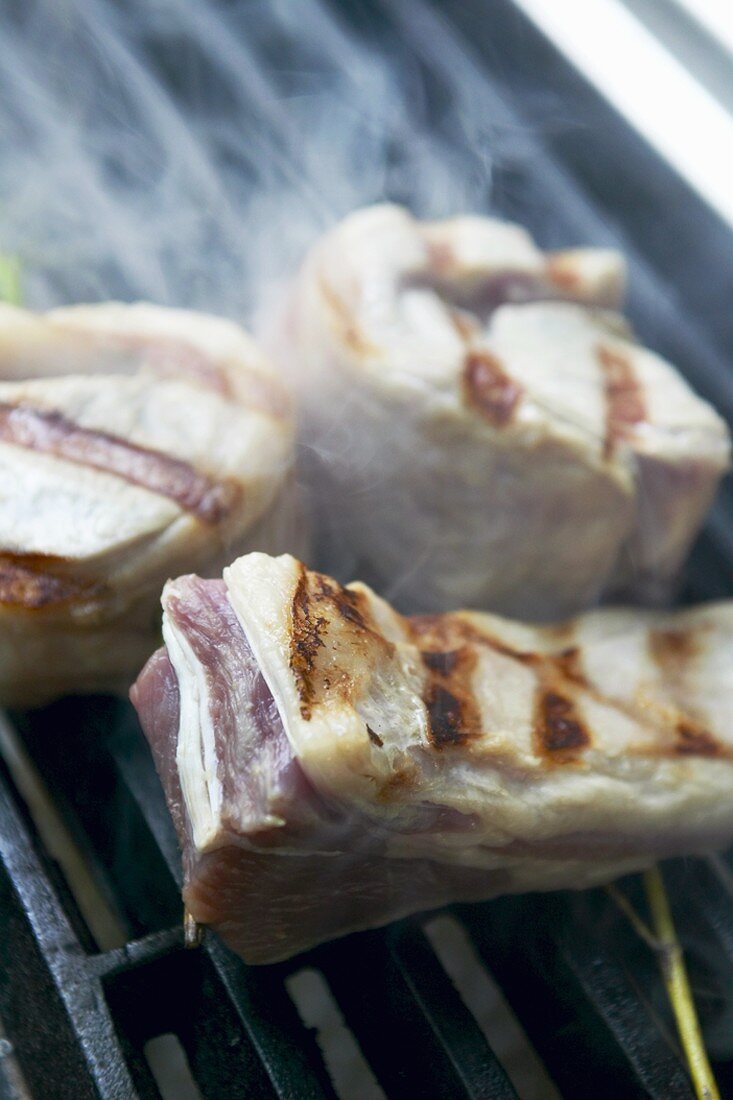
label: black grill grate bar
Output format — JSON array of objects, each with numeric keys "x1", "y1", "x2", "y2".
[
  {"x1": 457, "y1": 895, "x2": 695, "y2": 1099},
  {"x1": 203, "y1": 938, "x2": 339, "y2": 1100},
  {"x1": 0, "y1": 756, "x2": 138, "y2": 1099},
  {"x1": 388, "y1": 922, "x2": 518, "y2": 1098},
  {"x1": 2, "y1": 2, "x2": 733, "y2": 1097},
  {"x1": 310, "y1": 926, "x2": 517, "y2": 1099}
]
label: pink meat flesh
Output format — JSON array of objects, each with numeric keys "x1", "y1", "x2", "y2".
[
  {"x1": 132, "y1": 577, "x2": 702, "y2": 965},
  {"x1": 131, "y1": 576, "x2": 511, "y2": 962}
]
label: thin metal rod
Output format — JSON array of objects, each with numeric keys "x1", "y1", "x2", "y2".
[{"x1": 643, "y1": 866, "x2": 720, "y2": 1100}]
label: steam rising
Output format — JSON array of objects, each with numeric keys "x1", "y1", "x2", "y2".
[
  {"x1": 8, "y1": 0, "x2": 733, "y2": 1074},
  {"x1": 0, "y1": 0, "x2": 498, "y2": 318}
]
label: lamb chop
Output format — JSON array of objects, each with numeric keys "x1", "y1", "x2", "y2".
[
  {"x1": 132, "y1": 552, "x2": 733, "y2": 964},
  {"x1": 278, "y1": 204, "x2": 729, "y2": 618},
  {"x1": 0, "y1": 303, "x2": 303, "y2": 706}
]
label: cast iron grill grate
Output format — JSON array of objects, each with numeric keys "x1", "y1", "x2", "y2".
[{"x1": 1, "y1": 1, "x2": 733, "y2": 1096}]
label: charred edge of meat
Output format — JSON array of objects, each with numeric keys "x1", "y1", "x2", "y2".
[
  {"x1": 413, "y1": 615, "x2": 728, "y2": 761},
  {"x1": 597, "y1": 344, "x2": 646, "y2": 459},
  {"x1": 0, "y1": 552, "x2": 106, "y2": 609},
  {"x1": 314, "y1": 574, "x2": 369, "y2": 631},
  {"x1": 290, "y1": 568, "x2": 398, "y2": 721},
  {"x1": 289, "y1": 566, "x2": 328, "y2": 720},
  {"x1": 415, "y1": 640, "x2": 481, "y2": 750},
  {"x1": 424, "y1": 684, "x2": 469, "y2": 748},
  {"x1": 421, "y1": 649, "x2": 460, "y2": 675},
  {"x1": 314, "y1": 573, "x2": 396, "y2": 658},
  {"x1": 319, "y1": 278, "x2": 378, "y2": 356},
  {"x1": 675, "y1": 720, "x2": 722, "y2": 757},
  {"x1": 366, "y1": 724, "x2": 384, "y2": 748},
  {"x1": 463, "y1": 351, "x2": 523, "y2": 428},
  {"x1": 411, "y1": 615, "x2": 583, "y2": 682},
  {"x1": 535, "y1": 690, "x2": 590, "y2": 762},
  {"x1": 0, "y1": 402, "x2": 239, "y2": 524}
]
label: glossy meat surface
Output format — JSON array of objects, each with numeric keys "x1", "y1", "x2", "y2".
[
  {"x1": 279, "y1": 204, "x2": 729, "y2": 616},
  {"x1": 0, "y1": 302, "x2": 303, "y2": 704},
  {"x1": 133, "y1": 553, "x2": 733, "y2": 963}
]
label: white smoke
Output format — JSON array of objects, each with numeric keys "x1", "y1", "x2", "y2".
[{"x1": 0, "y1": 0, "x2": 503, "y2": 321}]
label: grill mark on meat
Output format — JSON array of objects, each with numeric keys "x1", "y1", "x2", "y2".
[
  {"x1": 319, "y1": 279, "x2": 378, "y2": 355},
  {"x1": 463, "y1": 351, "x2": 523, "y2": 427},
  {"x1": 598, "y1": 344, "x2": 646, "y2": 458},
  {"x1": 554, "y1": 645, "x2": 588, "y2": 687},
  {"x1": 649, "y1": 628, "x2": 700, "y2": 670},
  {"x1": 421, "y1": 649, "x2": 460, "y2": 675},
  {"x1": 424, "y1": 684, "x2": 470, "y2": 748},
  {"x1": 84, "y1": 330, "x2": 290, "y2": 418},
  {"x1": 314, "y1": 575, "x2": 369, "y2": 631},
  {"x1": 134, "y1": 337, "x2": 235, "y2": 399},
  {"x1": 366, "y1": 724, "x2": 384, "y2": 748},
  {"x1": 675, "y1": 720, "x2": 721, "y2": 757},
  {"x1": 535, "y1": 690, "x2": 589, "y2": 761},
  {"x1": 290, "y1": 569, "x2": 396, "y2": 721},
  {"x1": 0, "y1": 552, "x2": 105, "y2": 609},
  {"x1": 289, "y1": 565, "x2": 328, "y2": 720},
  {"x1": 409, "y1": 613, "x2": 729, "y2": 761},
  {"x1": 412, "y1": 616, "x2": 584, "y2": 684},
  {"x1": 0, "y1": 402, "x2": 239, "y2": 523},
  {"x1": 410, "y1": 631, "x2": 481, "y2": 750},
  {"x1": 314, "y1": 574, "x2": 395, "y2": 658},
  {"x1": 545, "y1": 254, "x2": 581, "y2": 295},
  {"x1": 645, "y1": 629, "x2": 726, "y2": 755}
]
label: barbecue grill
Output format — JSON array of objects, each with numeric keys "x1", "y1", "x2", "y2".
[{"x1": 2, "y1": 1, "x2": 733, "y2": 1096}]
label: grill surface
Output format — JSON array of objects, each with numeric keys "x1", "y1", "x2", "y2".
[{"x1": 2, "y1": 2, "x2": 733, "y2": 1097}]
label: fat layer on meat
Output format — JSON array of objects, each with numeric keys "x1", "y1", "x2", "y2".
[
  {"x1": 278, "y1": 204, "x2": 729, "y2": 617},
  {"x1": 133, "y1": 552, "x2": 733, "y2": 963},
  {"x1": 0, "y1": 303, "x2": 304, "y2": 705}
]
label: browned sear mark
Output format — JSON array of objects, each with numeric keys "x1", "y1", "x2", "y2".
[
  {"x1": 535, "y1": 690, "x2": 589, "y2": 761},
  {"x1": 315, "y1": 574, "x2": 369, "y2": 631},
  {"x1": 597, "y1": 344, "x2": 646, "y2": 459},
  {"x1": 464, "y1": 351, "x2": 523, "y2": 428},
  {"x1": 545, "y1": 253, "x2": 582, "y2": 295},
  {"x1": 421, "y1": 649, "x2": 460, "y2": 675},
  {"x1": 0, "y1": 403, "x2": 238, "y2": 524},
  {"x1": 409, "y1": 620, "x2": 481, "y2": 750},
  {"x1": 649, "y1": 628, "x2": 699, "y2": 671},
  {"x1": 553, "y1": 646, "x2": 588, "y2": 687},
  {"x1": 675, "y1": 721, "x2": 720, "y2": 757},
  {"x1": 289, "y1": 568, "x2": 393, "y2": 720},
  {"x1": 314, "y1": 573, "x2": 395, "y2": 658},
  {"x1": 0, "y1": 552, "x2": 105, "y2": 609},
  {"x1": 289, "y1": 567, "x2": 328, "y2": 720},
  {"x1": 412, "y1": 610, "x2": 729, "y2": 762},
  {"x1": 424, "y1": 684, "x2": 470, "y2": 749},
  {"x1": 366, "y1": 725, "x2": 384, "y2": 748}
]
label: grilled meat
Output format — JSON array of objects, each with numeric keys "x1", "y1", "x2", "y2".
[
  {"x1": 0, "y1": 303, "x2": 302, "y2": 705},
  {"x1": 279, "y1": 204, "x2": 729, "y2": 617},
  {"x1": 133, "y1": 552, "x2": 733, "y2": 964}
]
